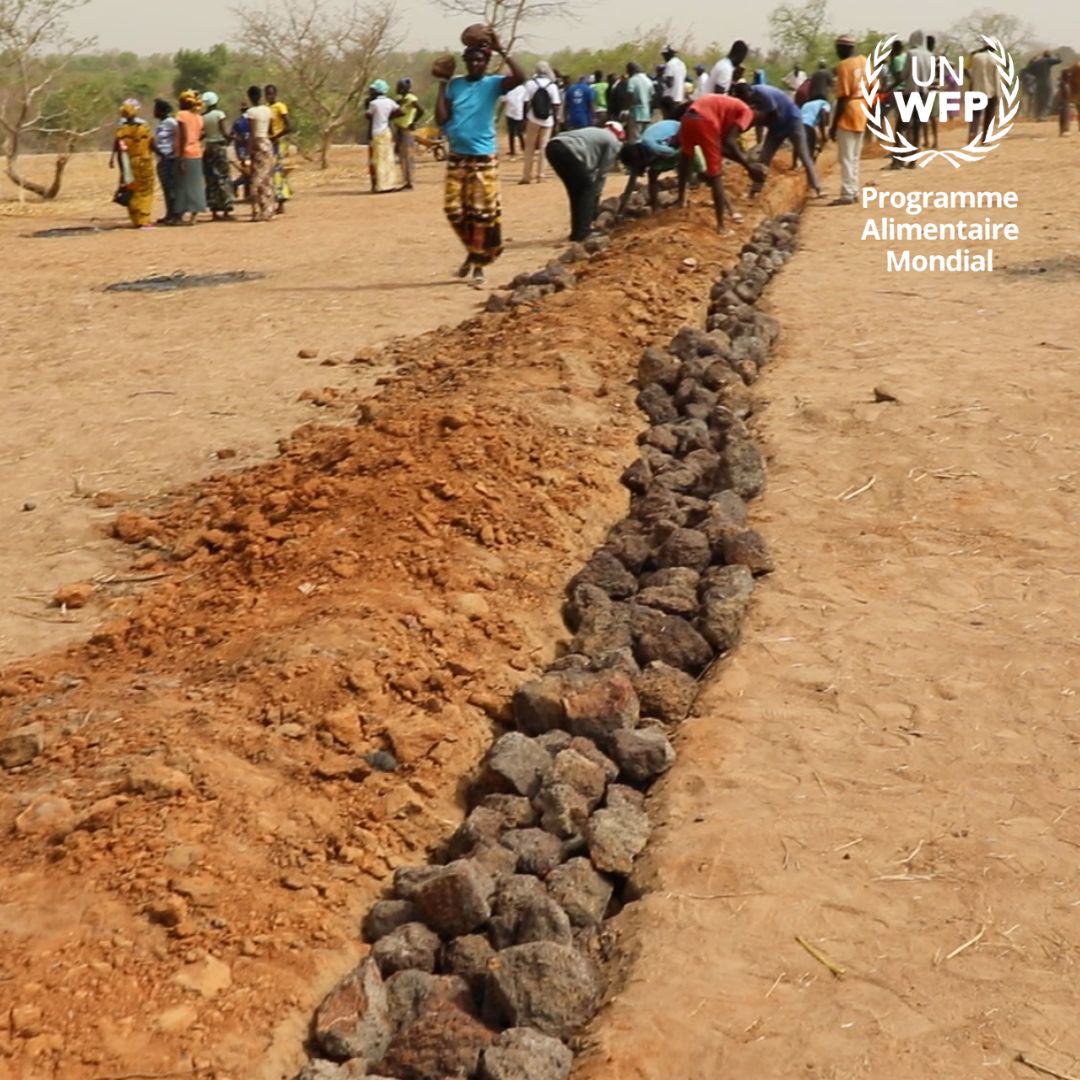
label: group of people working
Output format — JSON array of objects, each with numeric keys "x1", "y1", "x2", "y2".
[
  {"x1": 110, "y1": 85, "x2": 292, "y2": 228},
  {"x1": 434, "y1": 33, "x2": 863, "y2": 285}
]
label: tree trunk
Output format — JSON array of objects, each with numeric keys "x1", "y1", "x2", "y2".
[
  {"x1": 319, "y1": 128, "x2": 333, "y2": 170},
  {"x1": 5, "y1": 151, "x2": 73, "y2": 200}
]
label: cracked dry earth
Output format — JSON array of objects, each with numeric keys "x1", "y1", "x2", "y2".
[{"x1": 0, "y1": 164, "x2": 803, "y2": 1079}]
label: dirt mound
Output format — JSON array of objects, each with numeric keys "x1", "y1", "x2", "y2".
[{"x1": 0, "y1": 172, "x2": 804, "y2": 1079}]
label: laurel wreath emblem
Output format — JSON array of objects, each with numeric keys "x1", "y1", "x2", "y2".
[{"x1": 860, "y1": 34, "x2": 1020, "y2": 167}]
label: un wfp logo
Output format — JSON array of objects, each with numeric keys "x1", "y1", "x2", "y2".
[{"x1": 861, "y1": 35, "x2": 1020, "y2": 167}]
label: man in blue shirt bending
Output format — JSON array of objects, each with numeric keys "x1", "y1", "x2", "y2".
[
  {"x1": 734, "y1": 83, "x2": 822, "y2": 198},
  {"x1": 436, "y1": 32, "x2": 525, "y2": 288}
]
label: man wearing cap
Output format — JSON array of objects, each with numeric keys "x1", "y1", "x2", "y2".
[
  {"x1": 828, "y1": 34, "x2": 869, "y2": 205},
  {"x1": 678, "y1": 93, "x2": 766, "y2": 233},
  {"x1": 436, "y1": 32, "x2": 525, "y2": 287},
  {"x1": 545, "y1": 121, "x2": 626, "y2": 241},
  {"x1": 661, "y1": 44, "x2": 688, "y2": 116},
  {"x1": 733, "y1": 83, "x2": 822, "y2": 197}
]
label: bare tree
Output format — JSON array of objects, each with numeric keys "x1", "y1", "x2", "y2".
[
  {"x1": 233, "y1": 0, "x2": 401, "y2": 169},
  {"x1": 944, "y1": 8, "x2": 1033, "y2": 54},
  {"x1": 0, "y1": 0, "x2": 101, "y2": 199},
  {"x1": 767, "y1": 0, "x2": 832, "y2": 66},
  {"x1": 432, "y1": 0, "x2": 570, "y2": 55}
]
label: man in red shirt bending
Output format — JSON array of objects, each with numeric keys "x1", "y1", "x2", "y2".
[{"x1": 677, "y1": 93, "x2": 766, "y2": 233}]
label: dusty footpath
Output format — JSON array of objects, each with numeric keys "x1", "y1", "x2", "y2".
[{"x1": 576, "y1": 131, "x2": 1080, "y2": 1078}]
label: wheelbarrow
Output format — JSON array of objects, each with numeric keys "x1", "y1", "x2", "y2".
[{"x1": 414, "y1": 127, "x2": 448, "y2": 161}]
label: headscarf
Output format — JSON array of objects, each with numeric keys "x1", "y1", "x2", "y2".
[
  {"x1": 536, "y1": 60, "x2": 555, "y2": 80},
  {"x1": 371, "y1": 79, "x2": 390, "y2": 95},
  {"x1": 119, "y1": 98, "x2": 141, "y2": 119},
  {"x1": 605, "y1": 120, "x2": 626, "y2": 141},
  {"x1": 201, "y1": 91, "x2": 219, "y2": 108},
  {"x1": 178, "y1": 89, "x2": 201, "y2": 108}
]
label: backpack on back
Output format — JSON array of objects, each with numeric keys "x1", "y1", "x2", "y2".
[{"x1": 529, "y1": 79, "x2": 553, "y2": 121}]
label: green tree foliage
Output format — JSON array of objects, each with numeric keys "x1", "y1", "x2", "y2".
[
  {"x1": 767, "y1": 0, "x2": 833, "y2": 68},
  {"x1": 173, "y1": 43, "x2": 229, "y2": 95}
]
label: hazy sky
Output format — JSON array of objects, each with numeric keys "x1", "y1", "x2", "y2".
[{"x1": 69, "y1": 0, "x2": 1079, "y2": 57}]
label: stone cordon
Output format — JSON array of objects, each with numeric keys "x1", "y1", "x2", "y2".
[{"x1": 298, "y1": 212, "x2": 801, "y2": 1080}]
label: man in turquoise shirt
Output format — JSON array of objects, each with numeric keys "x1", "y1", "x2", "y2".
[
  {"x1": 626, "y1": 62, "x2": 655, "y2": 142},
  {"x1": 436, "y1": 33, "x2": 525, "y2": 287}
]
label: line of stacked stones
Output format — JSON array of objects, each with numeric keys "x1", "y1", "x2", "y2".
[{"x1": 297, "y1": 212, "x2": 801, "y2": 1080}]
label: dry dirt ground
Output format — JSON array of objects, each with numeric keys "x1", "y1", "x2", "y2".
[
  {"x1": 2, "y1": 122, "x2": 1078, "y2": 1080},
  {"x1": 576, "y1": 128, "x2": 1080, "y2": 1079},
  {"x1": 0, "y1": 147, "x2": 576, "y2": 660},
  {"x1": 0, "y1": 137, "x2": 805, "y2": 1078}
]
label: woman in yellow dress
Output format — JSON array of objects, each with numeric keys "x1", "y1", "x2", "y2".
[{"x1": 110, "y1": 98, "x2": 155, "y2": 228}]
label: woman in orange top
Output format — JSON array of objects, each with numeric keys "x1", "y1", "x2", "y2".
[{"x1": 175, "y1": 89, "x2": 208, "y2": 224}]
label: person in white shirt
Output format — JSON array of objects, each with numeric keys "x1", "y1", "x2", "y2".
[
  {"x1": 366, "y1": 79, "x2": 402, "y2": 192},
  {"x1": 502, "y1": 82, "x2": 527, "y2": 158},
  {"x1": 692, "y1": 64, "x2": 710, "y2": 100},
  {"x1": 244, "y1": 84, "x2": 275, "y2": 222},
  {"x1": 783, "y1": 65, "x2": 807, "y2": 93},
  {"x1": 521, "y1": 60, "x2": 561, "y2": 183},
  {"x1": 709, "y1": 40, "x2": 748, "y2": 94},
  {"x1": 661, "y1": 44, "x2": 688, "y2": 115}
]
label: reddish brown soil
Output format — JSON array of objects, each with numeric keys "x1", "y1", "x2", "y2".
[{"x1": 0, "y1": 166, "x2": 805, "y2": 1079}]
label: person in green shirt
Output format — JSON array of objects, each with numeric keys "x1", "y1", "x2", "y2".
[
  {"x1": 393, "y1": 77, "x2": 425, "y2": 190},
  {"x1": 592, "y1": 69, "x2": 609, "y2": 124}
]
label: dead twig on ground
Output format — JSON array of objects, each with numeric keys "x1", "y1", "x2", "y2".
[
  {"x1": 836, "y1": 475, "x2": 876, "y2": 501},
  {"x1": 908, "y1": 467, "x2": 981, "y2": 482},
  {"x1": 795, "y1": 935, "x2": 846, "y2": 979},
  {"x1": 127, "y1": 390, "x2": 177, "y2": 398},
  {"x1": 942, "y1": 925, "x2": 985, "y2": 962},
  {"x1": 8, "y1": 609, "x2": 79, "y2": 624},
  {"x1": 1016, "y1": 1052, "x2": 1080, "y2": 1080}
]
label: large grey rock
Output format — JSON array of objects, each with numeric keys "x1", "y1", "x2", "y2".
[
  {"x1": 637, "y1": 346, "x2": 681, "y2": 389},
  {"x1": 632, "y1": 608, "x2": 714, "y2": 675},
  {"x1": 392, "y1": 865, "x2": 445, "y2": 902},
  {"x1": 371, "y1": 921, "x2": 441, "y2": 977},
  {"x1": 385, "y1": 970, "x2": 474, "y2": 1032},
  {"x1": 484, "y1": 942, "x2": 599, "y2": 1039},
  {"x1": 720, "y1": 528, "x2": 774, "y2": 575},
  {"x1": 632, "y1": 662, "x2": 699, "y2": 722},
  {"x1": 636, "y1": 383, "x2": 679, "y2": 424},
  {"x1": 490, "y1": 875, "x2": 572, "y2": 949},
  {"x1": 500, "y1": 828, "x2": 565, "y2": 877},
  {"x1": 479, "y1": 1026, "x2": 573, "y2": 1080},
  {"x1": 698, "y1": 594, "x2": 751, "y2": 653},
  {"x1": 718, "y1": 438, "x2": 766, "y2": 500},
  {"x1": 601, "y1": 521, "x2": 654, "y2": 573},
  {"x1": 362, "y1": 899, "x2": 419, "y2": 944},
  {"x1": 561, "y1": 670, "x2": 640, "y2": 743},
  {"x1": 532, "y1": 782, "x2": 591, "y2": 839},
  {"x1": 586, "y1": 795, "x2": 651, "y2": 875},
  {"x1": 609, "y1": 729, "x2": 676, "y2": 785},
  {"x1": 568, "y1": 550, "x2": 638, "y2": 600},
  {"x1": 699, "y1": 563, "x2": 754, "y2": 603},
  {"x1": 480, "y1": 732, "x2": 552, "y2": 798},
  {"x1": 376, "y1": 997, "x2": 494, "y2": 1080},
  {"x1": 635, "y1": 583, "x2": 698, "y2": 618},
  {"x1": 654, "y1": 527, "x2": 712, "y2": 572},
  {"x1": 512, "y1": 671, "x2": 592, "y2": 735},
  {"x1": 550, "y1": 748, "x2": 608, "y2": 803},
  {"x1": 413, "y1": 860, "x2": 493, "y2": 938},
  {"x1": 311, "y1": 957, "x2": 391, "y2": 1065},
  {"x1": 441, "y1": 935, "x2": 495, "y2": 996},
  {"x1": 545, "y1": 858, "x2": 614, "y2": 927}
]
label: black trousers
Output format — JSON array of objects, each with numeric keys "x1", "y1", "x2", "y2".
[{"x1": 545, "y1": 140, "x2": 597, "y2": 241}]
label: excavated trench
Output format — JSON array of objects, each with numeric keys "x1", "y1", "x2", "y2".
[
  {"x1": 295, "y1": 208, "x2": 803, "y2": 1080},
  {"x1": 0, "y1": 171, "x2": 807, "y2": 1080}
]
